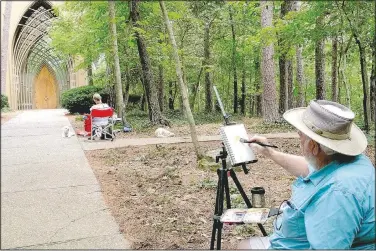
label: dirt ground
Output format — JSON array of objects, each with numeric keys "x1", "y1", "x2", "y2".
[{"x1": 84, "y1": 136, "x2": 375, "y2": 249}]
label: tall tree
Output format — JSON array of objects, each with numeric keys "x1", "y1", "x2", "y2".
[
  {"x1": 287, "y1": 60, "x2": 294, "y2": 108},
  {"x1": 204, "y1": 21, "x2": 213, "y2": 112},
  {"x1": 108, "y1": 0, "x2": 124, "y2": 118},
  {"x1": 278, "y1": 0, "x2": 295, "y2": 113},
  {"x1": 295, "y1": 45, "x2": 305, "y2": 107},
  {"x1": 157, "y1": 32, "x2": 165, "y2": 112},
  {"x1": 158, "y1": 62, "x2": 164, "y2": 112},
  {"x1": 293, "y1": 2, "x2": 305, "y2": 107},
  {"x1": 241, "y1": 61, "x2": 246, "y2": 115},
  {"x1": 190, "y1": 67, "x2": 203, "y2": 110},
  {"x1": 315, "y1": 14, "x2": 326, "y2": 100},
  {"x1": 371, "y1": 3, "x2": 376, "y2": 122},
  {"x1": 331, "y1": 36, "x2": 338, "y2": 102},
  {"x1": 229, "y1": 5, "x2": 238, "y2": 114},
  {"x1": 254, "y1": 54, "x2": 262, "y2": 117},
  {"x1": 190, "y1": 2, "x2": 223, "y2": 113},
  {"x1": 159, "y1": 1, "x2": 203, "y2": 159},
  {"x1": 130, "y1": 0, "x2": 168, "y2": 125},
  {"x1": 341, "y1": 2, "x2": 371, "y2": 132},
  {"x1": 260, "y1": 0, "x2": 279, "y2": 122}
]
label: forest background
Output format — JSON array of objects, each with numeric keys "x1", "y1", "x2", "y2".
[{"x1": 49, "y1": 0, "x2": 375, "y2": 151}]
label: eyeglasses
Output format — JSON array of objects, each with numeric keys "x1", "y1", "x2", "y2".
[{"x1": 275, "y1": 199, "x2": 297, "y2": 231}]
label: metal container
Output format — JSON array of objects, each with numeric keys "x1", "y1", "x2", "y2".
[{"x1": 251, "y1": 187, "x2": 266, "y2": 208}]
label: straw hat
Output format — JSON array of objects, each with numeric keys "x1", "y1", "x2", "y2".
[{"x1": 283, "y1": 100, "x2": 367, "y2": 156}]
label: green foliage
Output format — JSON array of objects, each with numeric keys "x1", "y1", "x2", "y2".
[
  {"x1": 61, "y1": 85, "x2": 110, "y2": 114},
  {"x1": 48, "y1": 0, "x2": 375, "y2": 130},
  {"x1": 1, "y1": 94, "x2": 9, "y2": 110}
]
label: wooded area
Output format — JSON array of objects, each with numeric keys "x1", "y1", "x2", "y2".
[{"x1": 50, "y1": 1, "x2": 375, "y2": 132}]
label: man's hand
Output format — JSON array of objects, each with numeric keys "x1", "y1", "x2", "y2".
[
  {"x1": 248, "y1": 135, "x2": 309, "y2": 177},
  {"x1": 248, "y1": 135, "x2": 275, "y2": 158}
]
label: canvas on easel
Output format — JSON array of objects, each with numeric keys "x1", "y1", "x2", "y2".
[{"x1": 219, "y1": 124, "x2": 257, "y2": 166}]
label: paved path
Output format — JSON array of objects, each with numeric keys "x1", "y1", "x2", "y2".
[
  {"x1": 80, "y1": 132, "x2": 299, "y2": 151},
  {"x1": 1, "y1": 109, "x2": 130, "y2": 249}
]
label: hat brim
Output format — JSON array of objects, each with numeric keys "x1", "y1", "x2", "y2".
[{"x1": 283, "y1": 108, "x2": 367, "y2": 156}]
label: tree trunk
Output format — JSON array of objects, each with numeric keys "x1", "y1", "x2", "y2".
[
  {"x1": 315, "y1": 15, "x2": 325, "y2": 100},
  {"x1": 287, "y1": 60, "x2": 293, "y2": 108},
  {"x1": 140, "y1": 75, "x2": 148, "y2": 112},
  {"x1": 241, "y1": 63, "x2": 246, "y2": 115},
  {"x1": 261, "y1": 1, "x2": 279, "y2": 122},
  {"x1": 287, "y1": 3, "x2": 297, "y2": 108},
  {"x1": 122, "y1": 70, "x2": 130, "y2": 120},
  {"x1": 254, "y1": 53, "x2": 262, "y2": 117},
  {"x1": 355, "y1": 37, "x2": 371, "y2": 132},
  {"x1": 191, "y1": 66, "x2": 203, "y2": 110},
  {"x1": 278, "y1": 0, "x2": 289, "y2": 114},
  {"x1": 293, "y1": 2, "x2": 304, "y2": 107},
  {"x1": 340, "y1": 54, "x2": 351, "y2": 108},
  {"x1": 87, "y1": 63, "x2": 94, "y2": 86},
  {"x1": 158, "y1": 64, "x2": 164, "y2": 112},
  {"x1": 229, "y1": 5, "x2": 238, "y2": 114},
  {"x1": 331, "y1": 36, "x2": 338, "y2": 102},
  {"x1": 141, "y1": 94, "x2": 146, "y2": 111},
  {"x1": 370, "y1": 4, "x2": 376, "y2": 122},
  {"x1": 278, "y1": 0, "x2": 295, "y2": 113},
  {"x1": 130, "y1": 0, "x2": 168, "y2": 126},
  {"x1": 124, "y1": 81, "x2": 130, "y2": 108},
  {"x1": 296, "y1": 46, "x2": 304, "y2": 107},
  {"x1": 249, "y1": 95, "x2": 253, "y2": 116},
  {"x1": 338, "y1": 34, "x2": 352, "y2": 107},
  {"x1": 371, "y1": 65, "x2": 375, "y2": 122},
  {"x1": 204, "y1": 22, "x2": 213, "y2": 113},
  {"x1": 159, "y1": 0, "x2": 202, "y2": 158},
  {"x1": 168, "y1": 81, "x2": 174, "y2": 110},
  {"x1": 371, "y1": 53, "x2": 375, "y2": 123},
  {"x1": 278, "y1": 54, "x2": 288, "y2": 113},
  {"x1": 108, "y1": 0, "x2": 124, "y2": 118},
  {"x1": 123, "y1": 65, "x2": 131, "y2": 109}
]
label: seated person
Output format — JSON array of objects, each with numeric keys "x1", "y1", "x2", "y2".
[
  {"x1": 90, "y1": 93, "x2": 110, "y2": 126},
  {"x1": 239, "y1": 100, "x2": 375, "y2": 249},
  {"x1": 90, "y1": 93, "x2": 112, "y2": 139}
]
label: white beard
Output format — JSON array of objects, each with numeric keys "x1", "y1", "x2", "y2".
[
  {"x1": 304, "y1": 154, "x2": 318, "y2": 171},
  {"x1": 301, "y1": 138, "x2": 318, "y2": 170}
]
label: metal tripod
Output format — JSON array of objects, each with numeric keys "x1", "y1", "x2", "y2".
[{"x1": 209, "y1": 144, "x2": 267, "y2": 250}]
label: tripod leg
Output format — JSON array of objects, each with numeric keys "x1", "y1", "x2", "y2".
[
  {"x1": 257, "y1": 223, "x2": 268, "y2": 237},
  {"x1": 229, "y1": 169, "x2": 268, "y2": 237},
  {"x1": 224, "y1": 171, "x2": 231, "y2": 209},
  {"x1": 229, "y1": 169, "x2": 252, "y2": 207},
  {"x1": 215, "y1": 167, "x2": 227, "y2": 250},
  {"x1": 210, "y1": 169, "x2": 222, "y2": 250}
]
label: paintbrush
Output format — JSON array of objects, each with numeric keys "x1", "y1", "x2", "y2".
[{"x1": 239, "y1": 138, "x2": 278, "y2": 148}]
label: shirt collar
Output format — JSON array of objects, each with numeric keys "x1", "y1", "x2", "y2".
[{"x1": 303, "y1": 161, "x2": 338, "y2": 186}]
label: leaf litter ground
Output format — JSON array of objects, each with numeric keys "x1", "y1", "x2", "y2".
[{"x1": 84, "y1": 137, "x2": 375, "y2": 249}]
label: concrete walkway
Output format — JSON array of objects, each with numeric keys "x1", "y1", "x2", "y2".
[
  {"x1": 80, "y1": 132, "x2": 299, "y2": 151},
  {"x1": 1, "y1": 109, "x2": 130, "y2": 249}
]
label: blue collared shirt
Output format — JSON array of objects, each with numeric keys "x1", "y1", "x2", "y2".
[{"x1": 269, "y1": 154, "x2": 375, "y2": 249}]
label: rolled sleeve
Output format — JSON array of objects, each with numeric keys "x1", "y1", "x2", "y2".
[{"x1": 304, "y1": 188, "x2": 362, "y2": 249}]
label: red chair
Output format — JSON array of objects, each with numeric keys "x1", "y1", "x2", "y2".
[{"x1": 90, "y1": 107, "x2": 116, "y2": 141}]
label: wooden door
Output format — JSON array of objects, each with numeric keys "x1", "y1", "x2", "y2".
[{"x1": 34, "y1": 66, "x2": 57, "y2": 109}]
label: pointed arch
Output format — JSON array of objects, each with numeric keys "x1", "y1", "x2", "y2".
[{"x1": 11, "y1": 0, "x2": 69, "y2": 110}]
